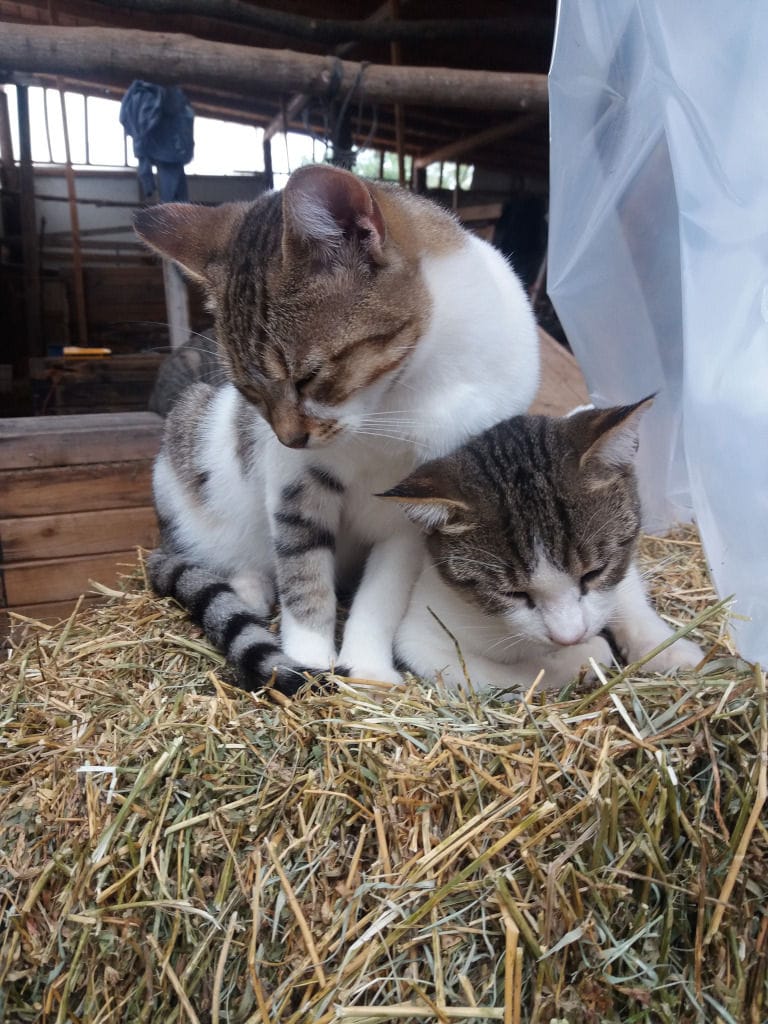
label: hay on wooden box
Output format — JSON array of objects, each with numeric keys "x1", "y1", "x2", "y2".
[{"x1": 0, "y1": 528, "x2": 765, "y2": 1024}]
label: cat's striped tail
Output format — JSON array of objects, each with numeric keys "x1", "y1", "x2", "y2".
[{"x1": 146, "y1": 550, "x2": 332, "y2": 695}]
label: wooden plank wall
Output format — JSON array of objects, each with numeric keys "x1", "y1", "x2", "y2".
[{"x1": 0, "y1": 411, "x2": 162, "y2": 632}]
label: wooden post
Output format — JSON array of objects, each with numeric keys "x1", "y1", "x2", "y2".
[
  {"x1": 263, "y1": 133, "x2": 273, "y2": 190},
  {"x1": 56, "y1": 84, "x2": 89, "y2": 346},
  {"x1": 412, "y1": 165, "x2": 427, "y2": 194},
  {"x1": 0, "y1": 87, "x2": 22, "y2": 267},
  {"x1": 162, "y1": 258, "x2": 190, "y2": 350},
  {"x1": 16, "y1": 85, "x2": 42, "y2": 367},
  {"x1": 0, "y1": 87, "x2": 19, "y2": 194}
]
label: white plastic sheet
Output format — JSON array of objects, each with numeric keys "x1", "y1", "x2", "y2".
[{"x1": 547, "y1": 1, "x2": 768, "y2": 665}]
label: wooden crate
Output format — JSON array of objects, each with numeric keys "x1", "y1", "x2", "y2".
[{"x1": 0, "y1": 412, "x2": 163, "y2": 634}]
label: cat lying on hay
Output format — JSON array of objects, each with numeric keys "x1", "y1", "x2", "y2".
[
  {"x1": 136, "y1": 164, "x2": 701, "y2": 696},
  {"x1": 384, "y1": 399, "x2": 703, "y2": 694}
]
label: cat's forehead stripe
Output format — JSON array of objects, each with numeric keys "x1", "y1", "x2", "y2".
[{"x1": 529, "y1": 552, "x2": 577, "y2": 599}]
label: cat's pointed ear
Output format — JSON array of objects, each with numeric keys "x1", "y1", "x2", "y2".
[
  {"x1": 575, "y1": 395, "x2": 654, "y2": 471},
  {"x1": 377, "y1": 467, "x2": 472, "y2": 535},
  {"x1": 133, "y1": 202, "x2": 242, "y2": 282},
  {"x1": 282, "y1": 164, "x2": 386, "y2": 263}
]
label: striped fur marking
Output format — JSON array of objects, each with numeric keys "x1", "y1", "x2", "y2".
[{"x1": 146, "y1": 548, "x2": 341, "y2": 695}]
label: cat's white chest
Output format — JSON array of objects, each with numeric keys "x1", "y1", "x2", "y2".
[{"x1": 328, "y1": 437, "x2": 418, "y2": 543}]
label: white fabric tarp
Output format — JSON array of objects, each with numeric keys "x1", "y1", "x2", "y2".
[{"x1": 548, "y1": 1, "x2": 768, "y2": 665}]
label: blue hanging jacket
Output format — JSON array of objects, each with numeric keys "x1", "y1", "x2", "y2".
[{"x1": 120, "y1": 81, "x2": 194, "y2": 201}]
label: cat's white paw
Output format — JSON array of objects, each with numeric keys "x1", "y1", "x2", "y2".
[
  {"x1": 344, "y1": 662, "x2": 404, "y2": 686},
  {"x1": 281, "y1": 620, "x2": 337, "y2": 669},
  {"x1": 540, "y1": 634, "x2": 614, "y2": 689},
  {"x1": 639, "y1": 637, "x2": 704, "y2": 674}
]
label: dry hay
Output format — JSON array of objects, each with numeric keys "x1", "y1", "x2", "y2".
[{"x1": 1, "y1": 527, "x2": 766, "y2": 1024}]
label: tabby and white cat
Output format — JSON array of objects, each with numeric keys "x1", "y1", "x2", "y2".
[
  {"x1": 383, "y1": 399, "x2": 703, "y2": 692},
  {"x1": 135, "y1": 164, "x2": 540, "y2": 691}
]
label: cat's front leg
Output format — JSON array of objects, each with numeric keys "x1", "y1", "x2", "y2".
[
  {"x1": 339, "y1": 529, "x2": 425, "y2": 683},
  {"x1": 609, "y1": 562, "x2": 704, "y2": 672},
  {"x1": 270, "y1": 465, "x2": 346, "y2": 670}
]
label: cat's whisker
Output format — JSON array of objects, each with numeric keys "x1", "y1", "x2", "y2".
[
  {"x1": 353, "y1": 427, "x2": 415, "y2": 439},
  {"x1": 603, "y1": 612, "x2": 636, "y2": 625},
  {"x1": 636, "y1": 566, "x2": 659, "y2": 583},
  {"x1": 577, "y1": 507, "x2": 605, "y2": 548},
  {"x1": 358, "y1": 417, "x2": 421, "y2": 428},
  {"x1": 451, "y1": 624, "x2": 509, "y2": 633},
  {"x1": 484, "y1": 633, "x2": 527, "y2": 654},
  {"x1": 360, "y1": 410, "x2": 423, "y2": 419},
  {"x1": 352, "y1": 429, "x2": 428, "y2": 449}
]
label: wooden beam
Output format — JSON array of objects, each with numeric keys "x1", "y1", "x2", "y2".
[
  {"x1": 414, "y1": 114, "x2": 541, "y2": 169},
  {"x1": 0, "y1": 461, "x2": 154, "y2": 517},
  {"x1": 87, "y1": 1, "x2": 551, "y2": 45},
  {"x1": 264, "y1": 91, "x2": 312, "y2": 144},
  {"x1": 25, "y1": 71, "x2": 524, "y2": 157},
  {"x1": 0, "y1": 506, "x2": 158, "y2": 561},
  {"x1": 0, "y1": 411, "x2": 163, "y2": 470},
  {"x1": 1, "y1": 549, "x2": 142, "y2": 605},
  {"x1": 0, "y1": 86, "x2": 19, "y2": 193},
  {"x1": 0, "y1": 25, "x2": 549, "y2": 115}
]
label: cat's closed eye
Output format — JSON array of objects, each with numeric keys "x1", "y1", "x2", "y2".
[
  {"x1": 580, "y1": 565, "x2": 607, "y2": 590},
  {"x1": 505, "y1": 589, "x2": 536, "y2": 608},
  {"x1": 294, "y1": 372, "x2": 317, "y2": 394}
]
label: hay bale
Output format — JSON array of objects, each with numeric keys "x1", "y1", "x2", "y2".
[{"x1": 0, "y1": 529, "x2": 765, "y2": 1024}]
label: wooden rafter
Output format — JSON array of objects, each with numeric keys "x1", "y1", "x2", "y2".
[{"x1": 0, "y1": 24, "x2": 549, "y2": 114}]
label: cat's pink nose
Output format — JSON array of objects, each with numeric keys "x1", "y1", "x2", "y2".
[{"x1": 548, "y1": 628, "x2": 588, "y2": 647}]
